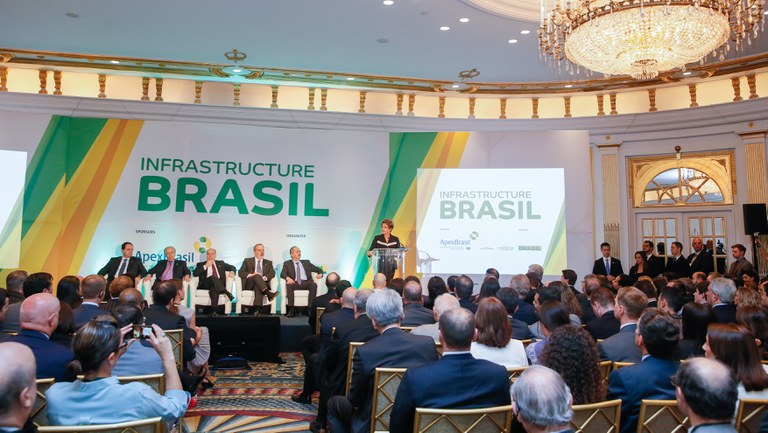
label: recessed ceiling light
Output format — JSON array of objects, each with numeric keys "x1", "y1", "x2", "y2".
[
  {"x1": 451, "y1": 84, "x2": 460, "y2": 88},
  {"x1": 459, "y1": 17, "x2": 469, "y2": 23},
  {"x1": 347, "y1": 77, "x2": 356, "y2": 81},
  {"x1": 520, "y1": 30, "x2": 531, "y2": 35},
  {"x1": 564, "y1": 84, "x2": 573, "y2": 88},
  {"x1": 110, "y1": 60, "x2": 120, "y2": 64},
  {"x1": 383, "y1": 0, "x2": 394, "y2": 5},
  {"x1": 232, "y1": 68, "x2": 242, "y2": 73},
  {"x1": 508, "y1": 39, "x2": 518, "y2": 44},
  {"x1": 682, "y1": 71, "x2": 692, "y2": 76},
  {"x1": 440, "y1": 26, "x2": 450, "y2": 31}
]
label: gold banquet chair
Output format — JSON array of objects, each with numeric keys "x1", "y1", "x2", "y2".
[
  {"x1": 636, "y1": 400, "x2": 689, "y2": 433},
  {"x1": 735, "y1": 398, "x2": 768, "y2": 433},
  {"x1": 38, "y1": 417, "x2": 163, "y2": 433},
  {"x1": 414, "y1": 405, "x2": 513, "y2": 433},
  {"x1": 32, "y1": 378, "x2": 55, "y2": 426},
  {"x1": 598, "y1": 360, "x2": 613, "y2": 382},
  {"x1": 163, "y1": 329, "x2": 184, "y2": 371},
  {"x1": 506, "y1": 366, "x2": 528, "y2": 383},
  {"x1": 315, "y1": 306, "x2": 326, "y2": 335},
  {"x1": 401, "y1": 326, "x2": 416, "y2": 333},
  {"x1": 370, "y1": 367, "x2": 407, "y2": 433},
  {"x1": 612, "y1": 361, "x2": 634, "y2": 371},
  {"x1": 570, "y1": 399, "x2": 621, "y2": 433},
  {"x1": 117, "y1": 373, "x2": 165, "y2": 394},
  {"x1": 345, "y1": 341, "x2": 365, "y2": 395}
]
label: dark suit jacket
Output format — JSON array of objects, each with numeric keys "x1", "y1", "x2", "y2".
[
  {"x1": 598, "y1": 324, "x2": 642, "y2": 362},
  {"x1": 319, "y1": 307, "x2": 355, "y2": 357},
  {"x1": 513, "y1": 301, "x2": 537, "y2": 325},
  {"x1": 72, "y1": 303, "x2": 103, "y2": 329},
  {"x1": 574, "y1": 290, "x2": 598, "y2": 324},
  {"x1": 147, "y1": 259, "x2": 191, "y2": 280},
  {"x1": 687, "y1": 250, "x2": 714, "y2": 276},
  {"x1": 321, "y1": 314, "x2": 379, "y2": 397},
  {"x1": 309, "y1": 291, "x2": 337, "y2": 333},
  {"x1": 664, "y1": 256, "x2": 690, "y2": 278},
  {"x1": 712, "y1": 303, "x2": 737, "y2": 324},
  {"x1": 402, "y1": 303, "x2": 435, "y2": 327},
  {"x1": 458, "y1": 298, "x2": 477, "y2": 314},
  {"x1": 645, "y1": 254, "x2": 666, "y2": 278},
  {"x1": 389, "y1": 353, "x2": 511, "y2": 433},
  {"x1": 593, "y1": 257, "x2": 624, "y2": 277},
  {"x1": 143, "y1": 304, "x2": 196, "y2": 363},
  {"x1": 607, "y1": 356, "x2": 680, "y2": 433},
  {"x1": 348, "y1": 328, "x2": 438, "y2": 433},
  {"x1": 238, "y1": 257, "x2": 276, "y2": 290},
  {"x1": 11, "y1": 330, "x2": 75, "y2": 381},
  {"x1": 586, "y1": 311, "x2": 621, "y2": 340},
  {"x1": 509, "y1": 316, "x2": 532, "y2": 340},
  {"x1": 98, "y1": 256, "x2": 148, "y2": 284},
  {"x1": 280, "y1": 259, "x2": 323, "y2": 282},
  {"x1": 193, "y1": 260, "x2": 236, "y2": 290}
]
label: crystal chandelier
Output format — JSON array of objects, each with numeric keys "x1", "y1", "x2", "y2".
[{"x1": 538, "y1": 0, "x2": 765, "y2": 80}]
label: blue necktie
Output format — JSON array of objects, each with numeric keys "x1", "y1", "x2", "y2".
[{"x1": 605, "y1": 258, "x2": 611, "y2": 275}]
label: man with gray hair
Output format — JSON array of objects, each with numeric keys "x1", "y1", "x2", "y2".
[
  {"x1": 412, "y1": 293, "x2": 460, "y2": 342},
  {"x1": 0, "y1": 342, "x2": 37, "y2": 432},
  {"x1": 389, "y1": 308, "x2": 511, "y2": 433},
  {"x1": 510, "y1": 274, "x2": 537, "y2": 325},
  {"x1": 707, "y1": 277, "x2": 737, "y2": 323},
  {"x1": 528, "y1": 264, "x2": 544, "y2": 281},
  {"x1": 511, "y1": 365, "x2": 573, "y2": 433},
  {"x1": 327, "y1": 289, "x2": 438, "y2": 433},
  {"x1": 674, "y1": 358, "x2": 738, "y2": 432},
  {"x1": 402, "y1": 281, "x2": 434, "y2": 326}
]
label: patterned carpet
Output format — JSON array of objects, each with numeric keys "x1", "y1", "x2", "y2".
[{"x1": 183, "y1": 353, "x2": 317, "y2": 433}]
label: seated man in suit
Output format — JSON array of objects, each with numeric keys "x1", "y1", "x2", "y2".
[
  {"x1": 193, "y1": 248, "x2": 237, "y2": 312},
  {"x1": 389, "y1": 308, "x2": 511, "y2": 433},
  {"x1": 402, "y1": 281, "x2": 435, "y2": 327},
  {"x1": 97, "y1": 241, "x2": 148, "y2": 291},
  {"x1": 454, "y1": 275, "x2": 477, "y2": 314},
  {"x1": 5, "y1": 270, "x2": 27, "y2": 305},
  {"x1": 327, "y1": 289, "x2": 438, "y2": 433},
  {"x1": 101, "y1": 275, "x2": 134, "y2": 313},
  {"x1": 687, "y1": 237, "x2": 714, "y2": 277},
  {"x1": 586, "y1": 287, "x2": 620, "y2": 340},
  {"x1": 1, "y1": 272, "x2": 50, "y2": 333},
  {"x1": 0, "y1": 342, "x2": 37, "y2": 432},
  {"x1": 665, "y1": 241, "x2": 690, "y2": 279},
  {"x1": 11, "y1": 293, "x2": 75, "y2": 381},
  {"x1": 72, "y1": 275, "x2": 107, "y2": 329},
  {"x1": 593, "y1": 242, "x2": 623, "y2": 282},
  {"x1": 510, "y1": 274, "x2": 537, "y2": 325},
  {"x1": 308, "y1": 273, "x2": 340, "y2": 333},
  {"x1": 238, "y1": 243, "x2": 277, "y2": 310},
  {"x1": 598, "y1": 287, "x2": 648, "y2": 362},
  {"x1": 147, "y1": 246, "x2": 191, "y2": 282},
  {"x1": 675, "y1": 358, "x2": 738, "y2": 433},
  {"x1": 412, "y1": 293, "x2": 461, "y2": 342},
  {"x1": 495, "y1": 287, "x2": 533, "y2": 340},
  {"x1": 511, "y1": 365, "x2": 574, "y2": 433},
  {"x1": 607, "y1": 308, "x2": 681, "y2": 433},
  {"x1": 707, "y1": 277, "x2": 737, "y2": 323},
  {"x1": 144, "y1": 280, "x2": 196, "y2": 364},
  {"x1": 280, "y1": 246, "x2": 324, "y2": 317}
]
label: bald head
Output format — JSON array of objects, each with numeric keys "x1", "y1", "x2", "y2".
[
  {"x1": 19, "y1": 293, "x2": 59, "y2": 336},
  {"x1": 118, "y1": 288, "x2": 144, "y2": 307},
  {"x1": 341, "y1": 287, "x2": 357, "y2": 308},
  {"x1": 675, "y1": 357, "x2": 738, "y2": 422},
  {"x1": 373, "y1": 273, "x2": 387, "y2": 289},
  {"x1": 0, "y1": 342, "x2": 36, "y2": 426},
  {"x1": 403, "y1": 281, "x2": 423, "y2": 304}
]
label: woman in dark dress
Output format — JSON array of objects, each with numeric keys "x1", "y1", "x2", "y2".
[
  {"x1": 368, "y1": 218, "x2": 401, "y2": 282},
  {"x1": 628, "y1": 251, "x2": 648, "y2": 281}
]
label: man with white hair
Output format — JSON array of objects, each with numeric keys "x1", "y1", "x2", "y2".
[
  {"x1": 0, "y1": 342, "x2": 37, "y2": 432},
  {"x1": 327, "y1": 289, "x2": 438, "y2": 433},
  {"x1": 511, "y1": 365, "x2": 574, "y2": 433},
  {"x1": 412, "y1": 293, "x2": 460, "y2": 342},
  {"x1": 528, "y1": 264, "x2": 544, "y2": 281},
  {"x1": 11, "y1": 293, "x2": 74, "y2": 381},
  {"x1": 707, "y1": 277, "x2": 737, "y2": 323}
]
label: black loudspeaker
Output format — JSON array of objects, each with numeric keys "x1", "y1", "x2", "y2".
[{"x1": 743, "y1": 204, "x2": 768, "y2": 235}]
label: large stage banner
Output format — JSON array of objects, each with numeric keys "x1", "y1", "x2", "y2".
[{"x1": 0, "y1": 109, "x2": 592, "y2": 287}]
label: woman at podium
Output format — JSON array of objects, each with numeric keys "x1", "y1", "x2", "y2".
[{"x1": 368, "y1": 218, "x2": 401, "y2": 282}]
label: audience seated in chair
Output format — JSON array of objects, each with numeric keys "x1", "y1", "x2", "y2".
[
  {"x1": 674, "y1": 357, "x2": 738, "y2": 433},
  {"x1": 401, "y1": 280, "x2": 435, "y2": 327},
  {"x1": 100, "y1": 275, "x2": 134, "y2": 313},
  {"x1": 2, "y1": 272, "x2": 52, "y2": 333},
  {"x1": 45, "y1": 316, "x2": 189, "y2": 425},
  {"x1": 55, "y1": 275, "x2": 82, "y2": 310},
  {"x1": 169, "y1": 279, "x2": 210, "y2": 376},
  {"x1": 471, "y1": 297, "x2": 528, "y2": 368},
  {"x1": 704, "y1": 323, "x2": 768, "y2": 403},
  {"x1": 526, "y1": 301, "x2": 570, "y2": 365},
  {"x1": 0, "y1": 289, "x2": 9, "y2": 343},
  {"x1": 540, "y1": 324, "x2": 606, "y2": 404},
  {"x1": 586, "y1": 288, "x2": 620, "y2": 340},
  {"x1": 143, "y1": 281, "x2": 196, "y2": 364},
  {"x1": 50, "y1": 302, "x2": 76, "y2": 349},
  {"x1": 112, "y1": 304, "x2": 163, "y2": 377},
  {"x1": 598, "y1": 287, "x2": 648, "y2": 362},
  {"x1": 0, "y1": 342, "x2": 37, "y2": 433},
  {"x1": 412, "y1": 293, "x2": 460, "y2": 342},
  {"x1": 455, "y1": 275, "x2": 477, "y2": 314},
  {"x1": 496, "y1": 286, "x2": 534, "y2": 340},
  {"x1": 510, "y1": 365, "x2": 574, "y2": 433},
  {"x1": 72, "y1": 275, "x2": 107, "y2": 329},
  {"x1": 389, "y1": 308, "x2": 511, "y2": 433}
]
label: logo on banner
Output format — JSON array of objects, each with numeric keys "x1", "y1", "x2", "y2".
[{"x1": 194, "y1": 236, "x2": 212, "y2": 253}]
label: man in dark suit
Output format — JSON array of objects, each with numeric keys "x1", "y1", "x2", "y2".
[
  {"x1": 598, "y1": 287, "x2": 648, "y2": 362},
  {"x1": 642, "y1": 240, "x2": 665, "y2": 278},
  {"x1": 454, "y1": 275, "x2": 477, "y2": 314},
  {"x1": 0, "y1": 342, "x2": 37, "y2": 433},
  {"x1": 389, "y1": 308, "x2": 510, "y2": 433},
  {"x1": 593, "y1": 242, "x2": 623, "y2": 281},
  {"x1": 402, "y1": 281, "x2": 435, "y2": 327},
  {"x1": 687, "y1": 237, "x2": 714, "y2": 277},
  {"x1": 308, "y1": 273, "x2": 340, "y2": 333},
  {"x1": 510, "y1": 274, "x2": 537, "y2": 325},
  {"x1": 496, "y1": 287, "x2": 533, "y2": 340},
  {"x1": 11, "y1": 293, "x2": 75, "y2": 381},
  {"x1": 5, "y1": 270, "x2": 27, "y2": 305},
  {"x1": 143, "y1": 280, "x2": 196, "y2": 364},
  {"x1": 327, "y1": 289, "x2": 438, "y2": 433},
  {"x1": 675, "y1": 358, "x2": 739, "y2": 433},
  {"x1": 1, "y1": 272, "x2": 50, "y2": 333},
  {"x1": 664, "y1": 241, "x2": 690, "y2": 278},
  {"x1": 238, "y1": 243, "x2": 277, "y2": 309},
  {"x1": 193, "y1": 248, "x2": 237, "y2": 311},
  {"x1": 727, "y1": 243, "x2": 754, "y2": 278},
  {"x1": 708, "y1": 277, "x2": 737, "y2": 323},
  {"x1": 280, "y1": 246, "x2": 324, "y2": 317},
  {"x1": 314, "y1": 289, "x2": 378, "y2": 432},
  {"x1": 608, "y1": 309, "x2": 681, "y2": 433},
  {"x1": 586, "y1": 287, "x2": 620, "y2": 340},
  {"x1": 564, "y1": 269, "x2": 597, "y2": 324},
  {"x1": 511, "y1": 365, "x2": 575, "y2": 433},
  {"x1": 97, "y1": 241, "x2": 148, "y2": 289},
  {"x1": 147, "y1": 246, "x2": 191, "y2": 282},
  {"x1": 72, "y1": 275, "x2": 106, "y2": 329}
]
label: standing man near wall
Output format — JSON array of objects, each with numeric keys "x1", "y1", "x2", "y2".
[
  {"x1": 281, "y1": 246, "x2": 324, "y2": 318},
  {"x1": 97, "y1": 241, "x2": 148, "y2": 291}
]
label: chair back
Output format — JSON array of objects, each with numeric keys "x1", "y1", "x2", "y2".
[
  {"x1": 117, "y1": 373, "x2": 165, "y2": 394},
  {"x1": 735, "y1": 398, "x2": 768, "y2": 433},
  {"x1": 414, "y1": 405, "x2": 512, "y2": 433},
  {"x1": 32, "y1": 378, "x2": 55, "y2": 426},
  {"x1": 37, "y1": 417, "x2": 163, "y2": 432},
  {"x1": 506, "y1": 366, "x2": 528, "y2": 383},
  {"x1": 346, "y1": 341, "x2": 365, "y2": 395},
  {"x1": 315, "y1": 306, "x2": 325, "y2": 335},
  {"x1": 164, "y1": 329, "x2": 184, "y2": 371},
  {"x1": 598, "y1": 360, "x2": 613, "y2": 382},
  {"x1": 637, "y1": 400, "x2": 689, "y2": 433},
  {"x1": 371, "y1": 367, "x2": 407, "y2": 433},
  {"x1": 401, "y1": 326, "x2": 416, "y2": 333},
  {"x1": 435, "y1": 342, "x2": 443, "y2": 357},
  {"x1": 519, "y1": 339, "x2": 532, "y2": 348},
  {"x1": 612, "y1": 361, "x2": 634, "y2": 371},
  {"x1": 570, "y1": 399, "x2": 621, "y2": 433}
]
